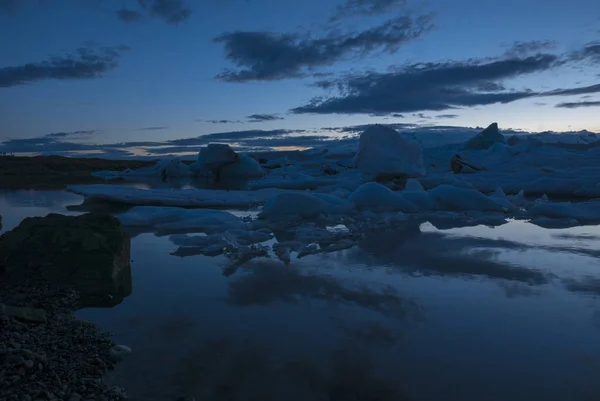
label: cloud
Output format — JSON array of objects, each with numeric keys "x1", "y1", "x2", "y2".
[
  {"x1": 168, "y1": 129, "x2": 297, "y2": 145},
  {"x1": 0, "y1": 131, "x2": 105, "y2": 154},
  {"x1": 544, "y1": 83, "x2": 600, "y2": 97},
  {"x1": 0, "y1": 45, "x2": 130, "y2": 88},
  {"x1": 137, "y1": 0, "x2": 191, "y2": 24},
  {"x1": 202, "y1": 119, "x2": 242, "y2": 124},
  {"x1": 569, "y1": 41, "x2": 600, "y2": 63},
  {"x1": 391, "y1": 113, "x2": 404, "y2": 118},
  {"x1": 292, "y1": 53, "x2": 558, "y2": 115},
  {"x1": 246, "y1": 114, "x2": 284, "y2": 122},
  {"x1": 504, "y1": 40, "x2": 557, "y2": 57},
  {"x1": 555, "y1": 100, "x2": 600, "y2": 108},
  {"x1": 45, "y1": 130, "x2": 98, "y2": 138},
  {"x1": 329, "y1": 0, "x2": 408, "y2": 21},
  {"x1": 133, "y1": 126, "x2": 169, "y2": 131},
  {"x1": 436, "y1": 114, "x2": 459, "y2": 119},
  {"x1": 116, "y1": 8, "x2": 143, "y2": 23},
  {"x1": 412, "y1": 113, "x2": 431, "y2": 119},
  {"x1": 214, "y1": 14, "x2": 433, "y2": 82}
]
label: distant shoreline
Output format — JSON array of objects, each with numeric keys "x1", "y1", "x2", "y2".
[{"x1": 0, "y1": 155, "x2": 153, "y2": 190}]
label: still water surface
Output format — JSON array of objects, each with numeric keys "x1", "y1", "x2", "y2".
[{"x1": 1, "y1": 188, "x2": 600, "y2": 401}]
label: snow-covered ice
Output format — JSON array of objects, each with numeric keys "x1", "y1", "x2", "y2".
[
  {"x1": 67, "y1": 124, "x2": 600, "y2": 260},
  {"x1": 354, "y1": 125, "x2": 425, "y2": 181}
]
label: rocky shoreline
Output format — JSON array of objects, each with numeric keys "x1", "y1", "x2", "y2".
[
  {"x1": 0, "y1": 213, "x2": 134, "y2": 401},
  {"x1": 0, "y1": 280, "x2": 128, "y2": 401}
]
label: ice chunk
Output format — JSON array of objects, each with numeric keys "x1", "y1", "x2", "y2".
[
  {"x1": 353, "y1": 125, "x2": 425, "y2": 180},
  {"x1": 219, "y1": 154, "x2": 265, "y2": 179},
  {"x1": 117, "y1": 206, "x2": 241, "y2": 234},
  {"x1": 191, "y1": 144, "x2": 238, "y2": 175},
  {"x1": 464, "y1": 123, "x2": 505, "y2": 150},
  {"x1": 93, "y1": 158, "x2": 191, "y2": 180},
  {"x1": 428, "y1": 185, "x2": 510, "y2": 212},
  {"x1": 405, "y1": 178, "x2": 425, "y2": 192},
  {"x1": 68, "y1": 185, "x2": 287, "y2": 208},
  {"x1": 527, "y1": 199, "x2": 600, "y2": 222},
  {"x1": 259, "y1": 192, "x2": 343, "y2": 219},
  {"x1": 349, "y1": 182, "x2": 417, "y2": 212}
]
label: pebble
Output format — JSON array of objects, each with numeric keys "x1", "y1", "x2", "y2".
[
  {"x1": 24, "y1": 359, "x2": 34, "y2": 369},
  {"x1": 108, "y1": 345, "x2": 131, "y2": 362},
  {"x1": 68, "y1": 393, "x2": 82, "y2": 401},
  {"x1": 9, "y1": 341, "x2": 22, "y2": 350}
]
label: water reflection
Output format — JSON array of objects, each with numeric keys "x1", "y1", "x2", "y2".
[
  {"x1": 227, "y1": 261, "x2": 422, "y2": 320},
  {"x1": 165, "y1": 338, "x2": 410, "y2": 401},
  {"x1": 354, "y1": 224, "x2": 549, "y2": 284},
  {"x1": 76, "y1": 262, "x2": 132, "y2": 308}
]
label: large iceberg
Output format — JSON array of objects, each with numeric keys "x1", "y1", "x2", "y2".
[
  {"x1": 190, "y1": 144, "x2": 265, "y2": 180},
  {"x1": 464, "y1": 123, "x2": 505, "y2": 150},
  {"x1": 353, "y1": 125, "x2": 425, "y2": 181}
]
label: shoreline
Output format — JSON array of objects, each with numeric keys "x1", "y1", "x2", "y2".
[
  {"x1": 0, "y1": 155, "x2": 153, "y2": 190},
  {"x1": 0, "y1": 279, "x2": 128, "y2": 401}
]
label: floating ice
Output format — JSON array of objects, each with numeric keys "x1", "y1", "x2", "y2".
[
  {"x1": 349, "y1": 182, "x2": 417, "y2": 212},
  {"x1": 68, "y1": 185, "x2": 287, "y2": 208},
  {"x1": 259, "y1": 192, "x2": 351, "y2": 220},
  {"x1": 464, "y1": 123, "x2": 505, "y2": 150},
  {"x1": 116, "y1": 206, "x2": 242, "y2": 234},
  {"x1": 428, "y1": 185, "x2": 511, "y2": 212},
  {"x1": 354, "y1": 125, "x2": 425, "y2": 180}
]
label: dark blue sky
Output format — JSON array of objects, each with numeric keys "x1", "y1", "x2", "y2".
[{"x1": 1, "y1": 0, "x2": 599, "y2": 150}]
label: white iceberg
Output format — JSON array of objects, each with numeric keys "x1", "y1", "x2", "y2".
[
  {"x1": 353, "y1": 125, "x2": 425, "y2": 181},
  {"x1": 428, "y1": 185, "x2": 511, "y2": 212},
  {"x1": 68, "y1": 184, "x2": 286, "y2": 208},
  {"x1": 117, "y1": 206, "x2": 241, "y2": 234},
  {"x1": 349, "y1": 182, "x2": 417, "y2": 212},
  {"x1": 258, "y1": 192, "x2": 351, "y2": 219}
]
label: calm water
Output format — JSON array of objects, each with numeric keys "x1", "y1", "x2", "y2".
[{"x1": 1, "y1": 188, "x2": 600, "y2": 401}]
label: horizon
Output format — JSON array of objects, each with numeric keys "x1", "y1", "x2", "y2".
[{"x1": 1, "y1": 0, "x2": 599, "y2": 157}]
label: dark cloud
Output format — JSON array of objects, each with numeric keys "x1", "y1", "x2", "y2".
[
  {"x1": 412, "y1": 113, "x2": 431, "y2": 119},
  {"x1": 116, "y1": 8, "x2": 143, "y2": 23},
  {"x1": 0, "y1": 45, "x2": 129, "y2": 88},
  {"x1": 504, "y1": 40, "x2": 557, "y2": 57},
  {"x1": 436, "y1": 114, "x2": 459, "y2": 119},
  {"x1": 137, "y1": 0, "x2": 191, "y2": 24},
  {"x1": 168, "y1": 129, "x2": 297, "y2": 145},
  {"x1": 202, "y1": 119, "x2": 242, "y2": 124},
  {"x1": 544, "y1": 83, "x2": 600, "y2": 97},
  {"x1": 133, "y1": 126, "x2": 169, "y2": 131},
  {"x1": 569, "y1": 41, "x2": 600, "y2": 63},
  {"x1": 214, "y1": 14, "x2": 433, "y2": 82},
  {"x1": 292, "y1": 54, "x2": 557, "y2": 115},
  {"x1": 555, "y1": 100, "x2": 600, "y2": 108},
  {"x1": 329, "y1": 0, "x2": 408, "y2": 21},
  {"x1": 246, "y1": 114, "x2": 284, "y2": 122},
  {"x1": 391, "y1": 113, "x2": 405, "y2": 118},
  {"x1": 45, "y1": 130, "x2": 98, "y2": 138}
]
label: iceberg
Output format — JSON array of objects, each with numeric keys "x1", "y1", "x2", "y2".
[
  {"x1": 464, "y1": 123, "x2": 505, "y2": 150},
  {"x1": 353, "y1": 125, "x2": 425, "y2": 181}
]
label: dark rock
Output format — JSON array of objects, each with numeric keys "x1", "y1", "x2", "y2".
[
  {"x1": 0, "y1": 213, "x2": 132, "y2": 308},
  {"x1": 1, "y1": 305, "x2": 47, "y2": 323}
]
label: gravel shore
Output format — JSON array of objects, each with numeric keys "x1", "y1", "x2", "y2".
[{"x1": 0, "y1": 280, "x2": 128, "y2": 401}]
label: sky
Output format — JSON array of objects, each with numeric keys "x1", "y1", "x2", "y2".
[{"x1": 0, "y1": 0, "x2": 599, "y2": 156}]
